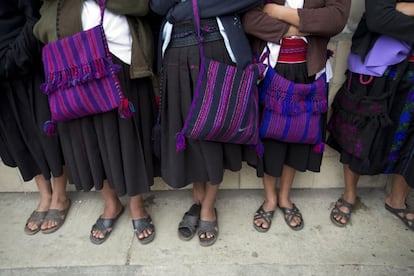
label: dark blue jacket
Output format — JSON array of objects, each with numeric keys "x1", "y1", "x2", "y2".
[{"x1": 150, "y1": 0, "x2": 261, "y2": 69}]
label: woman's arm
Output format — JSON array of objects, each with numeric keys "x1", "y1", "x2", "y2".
[
  {"x1": 263, "y1": 0, "x2": 351, "y2": 38},
  {"x1": 396, "y1": 2, "x2": 414, "y2": 16},
  {"x1": 242, "y1": 5, "x2": 290, "y2": 44}
]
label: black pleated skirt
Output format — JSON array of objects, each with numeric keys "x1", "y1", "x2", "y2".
[
  {"x1": 327, "y1": 62, "x2": 414, "y2": 188},
  {"x1": 0, "y1": 69, "x2": 65, "y2": 181},
  {"x1": 160, "y1": 34, "x2": 252, "y2": 188},
  {"x1": 58, "y1": 56, "x2": 157, "y2": 196}
]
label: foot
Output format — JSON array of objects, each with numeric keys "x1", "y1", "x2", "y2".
[
  {"x1": 253, "y1": 203, "x2": 275, "y2": 232},
  {"x1": 24, "y1": 210, "x2": 48, "y2": 235},
  {"x1": 198, "y1": 209, "x2": 218, "y2": 247},
  {"x1": 90, "y1": 205, "x2": 125, "y2": 244},
  {"x1": 384, "y1": 198, "x2": 414, "y2": 231},
  {"x1": 279, "y1": 203, "x2": 304, "y2": 231},
  {"x1": 132, "y1": 215, "x2": 155, "y2": 244},
  {"x1": 330, "y1": 197, "x2": 354, "y2": 227},
  {"x1": 178, "y1": 203, "x2": 201, "y2": 241},
  {"x1": 41, "y1": 199, "x2": 72, "y2": 234}
]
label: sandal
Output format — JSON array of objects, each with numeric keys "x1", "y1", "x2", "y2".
[
  {"x1": 198, "y1": 209, "x2": 218, "y2": 247},
  {"x1": 178, "y1": 203, "x2": 201, "y2": 241},
  {"x1": 385, "y1": 203, "x2": 414, "y2": 231},
  {"x1": 279, "y1": 203, "x2": 304, "y2": 231},
  {"x1": 132, "y1": 215, "x2": 155, "y2": 245},
  {"x1": 330, "y1": 197, "x2": 354, "y2": 227},
  {"x1": 41, "y1": 199, "x2": 72, "y2": 234},
  {"x1": 90, "y1": 205, "x2": 125, "y2": 245},
  {"x1": 253, "y1": 204, "x2": 275, "y2": 233},
  {"x1": 24, "y1": 210, "x2": 47, "y2": 235}
]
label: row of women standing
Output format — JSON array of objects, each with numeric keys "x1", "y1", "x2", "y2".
[{"x1": 1, "y1": 0, "x2": 412, "y2": 248}]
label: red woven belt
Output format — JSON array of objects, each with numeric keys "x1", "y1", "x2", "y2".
[{"x1": 277, "y1": 38, "x2": 307, "y2": 63}]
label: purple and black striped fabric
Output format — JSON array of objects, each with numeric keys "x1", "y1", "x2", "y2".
[
  {"x1": 259, "y1": 68, "x2": 328, "y2": 146},
  {"x1": 179, "y1": 58, "x2": 263, "y2": 147},
  {"x1": 41, "y1": 24, "x2": 122, "y2": 122}
]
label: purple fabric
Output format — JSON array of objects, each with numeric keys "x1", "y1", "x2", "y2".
[{"x1": 348, "y1": 35, "x2": 410, "y2": 77}]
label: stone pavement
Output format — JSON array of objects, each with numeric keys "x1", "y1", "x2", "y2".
[{"x1": 0, "y1": 188, "x2": 413, "y2": 275}]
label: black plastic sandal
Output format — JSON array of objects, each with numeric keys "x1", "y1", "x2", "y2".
[
  {"x1": 198, "y1": 209, "x2": 218, "y2": 247},
  {"x1": 385, "y1": 203, "x2": 414, "y2": 231},
  {"x1": 132, "y1": 215, "x2": 155, "y2": 245},
  {"x1": 90, "y1": 205, "x2": 125, "y2": 245},
  {"x1": 253, "y1": 204, "x2": 275, "y2": 233},
  {"x1": 279, "y1": 203, "x2": 304, "y2": 231},
  {"x1": 330, "y1": 197, "x2": 354, "y2": 227},
  {"x1": 178, "y1": 203, "x2": 201, "y2": 241}
]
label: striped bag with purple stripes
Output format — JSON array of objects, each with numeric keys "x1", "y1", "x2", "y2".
[
  {"x1": 40, "y1": 0, "x2": 134, "y2": 135},
  {"x1": 175, "y1": 0, "x2": 265, "y2": 154}
]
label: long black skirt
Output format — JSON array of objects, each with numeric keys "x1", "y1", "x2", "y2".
[
  {"x1": 0, "y1": 70, "x2": 65, "y2": 181},
  {"x1": 59, "y1": 56, "x2": 157, "y2": 196},
  {"x1": 160, "y1": 39, "x2": 250, "y2": 188},
  {"x1": 260, "y1": 62, "x2": 326, "y2": 177},
  {"x1": 327, "y1": 62, "x2": 414, "y2": 188}
]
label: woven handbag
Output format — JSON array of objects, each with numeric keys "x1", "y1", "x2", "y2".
[
  {"x1": 40, "y1": 0, "x2": 134, "y2": 135},
  {"x1": 258, "y1": 66, "x2": 328, "y2": 153},
  {"x1": 175, "y1": 0, "x2": 265, "y2": 152}
]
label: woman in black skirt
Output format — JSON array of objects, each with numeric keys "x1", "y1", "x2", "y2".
[
  {"x1": 243, "y1": 0, "x2": 350, "y2": 232},
  {"x1": 34, "y1": 0, "x2": 158, "y2": 244},
  {"x1": 0, "y1": 0, "x2": 69, "y2": 235},
  {"x1": 150, "y1": 0, "x2": 258, "y2": 246},
  {"x1": 328, "y1": 0, "x2": 414, "y2": 231}
]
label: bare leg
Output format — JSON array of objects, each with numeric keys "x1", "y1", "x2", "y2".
[
  {"x1": 254, "y1": 174, "x2": 277, "y2": 230},
  {"x1": 199, "y1": 182, "x2": 219, "y2": 239},
  {"x1": 192, "y1": 181, "x2": 206, "y2": 205},
  {"x1": 91, "y1": 180, "x2": 123, "y2": 239},
  {"x1": 278, "y1": 165, "x2": 302, "y2": 228},
  {"x1": 130, "y1": 194, "x2": 153, "y2": 239},
  {"x1": 41, "y1": 167, "x2": 69, "y2": 230}
]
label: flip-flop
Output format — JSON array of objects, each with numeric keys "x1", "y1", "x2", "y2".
[
  {"x1": 253, "y1": 204, "x2": 275, "y2": 233},
  {"x1": 132, "y1": 215, "x2": 156, "y2": 245},
  {"x1": 90, "y1": 205, "x2": 125, "y2": 245},
  {"x1": 385, "y1": 203, "x2": 414, "y2": 231},
  {"x1": 198, "y1": 209, "x2": 218, "y2": 247},
  {"x1": 279, "y1": 203, "x2": 304, "y2": 231},
  {"x1": 24, "y1": 210, "x2": 47, "y2": 235},
  {"x1": 178, "y1": 203, "x2": 201, "y2": 241},
  {"x1": 330, "y1": 197, "x2": 354, "y2": 227},
  {"x1": 41, "y1": 199, "x2": 72, "y2": 234}
]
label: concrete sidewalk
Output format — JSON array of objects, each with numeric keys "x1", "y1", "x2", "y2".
[{"x1": 0, "y1": 188, "x2": 413, "y2": 275}]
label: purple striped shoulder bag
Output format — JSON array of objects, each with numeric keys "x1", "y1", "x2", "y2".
[
  {"x1": 40, "y1": 0, "x2": 134, "y2": 135},
  {"x1": 175, "y1": 0, "x2": 265, "y2": 153}
]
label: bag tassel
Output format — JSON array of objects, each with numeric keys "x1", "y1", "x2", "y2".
[
  {"x1": 176, "y1": 131, "x2": 186, "y2": 152},
  {"x1": 118, "y1": 98, "x2": 135, "y2": 119},
  {"x1": 312, "y1": 142, "x2": 325, "y2": 153},
  {"x1": 255, "y1": 142, "x2": 264, "y2": 158},
  {"x1": 43, "y1": 120, "x2": 58, "y2": 136}
]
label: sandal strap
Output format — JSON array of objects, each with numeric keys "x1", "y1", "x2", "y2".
[
  {"x1": 26, "y1": 210, "x2": 47, "y2": 224},
  {"x1": 336, "y1": 198, "x2": 354, "y2": 211},
  {"x1": 198, "y1": 220, "x2": 218, "y2": 237},
  {"x1": 179, "y1": 213, "x2": 199, "y2": 232},
  {"x1": 331, "y1": 197, "x2": 354, "y2": 219},
  {"x1": 44, "y1": 209, "x2": 65, "y2": 224},
  {"x1": 279, "y1": 204, "x2": 303, "y2": 228},
  {"x1": 132, "y1": 216, "x2": 155, "y2": 234},
  {"x1": 92, "y1": 217, "x2": 115, "y2": 236},
  {"x1": 253, "y1": 205, "x2": 274, "y2": 225}
]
